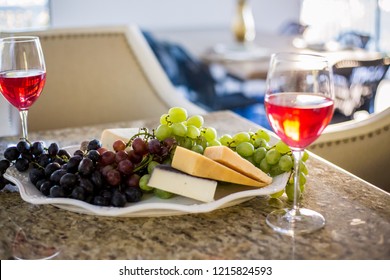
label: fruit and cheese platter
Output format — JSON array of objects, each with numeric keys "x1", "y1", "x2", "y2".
[{"x1": 1, "y1": 107, "x2": 308, "y2": 217}]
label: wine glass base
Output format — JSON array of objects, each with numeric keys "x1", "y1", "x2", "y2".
[{"x1": 266, "y1": 208, "x2": 325, "y2": 236}]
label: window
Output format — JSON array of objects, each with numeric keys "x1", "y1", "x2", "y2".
[{"x1": 0, "y1": 0, "x2": 50, "y2": 30}]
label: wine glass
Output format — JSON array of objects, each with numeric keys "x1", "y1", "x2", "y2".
[
  {"x1": 264, "y1": 52, "x2": 334, "y2": 235},
  {"x1": 0, "y1": 36, "x2": 46, "y2": 140}
]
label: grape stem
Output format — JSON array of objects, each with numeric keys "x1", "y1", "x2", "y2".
[
  {"x1": 133, "y1": 154, "x2": 154, "y2": 173},
  {"x1": 125, "y1": 128, "x2": 155, "y2": 147}
]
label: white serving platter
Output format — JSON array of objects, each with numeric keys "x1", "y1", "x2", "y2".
[{"x1": 4, "y1": 144, "x2": 289, "y2": 217}]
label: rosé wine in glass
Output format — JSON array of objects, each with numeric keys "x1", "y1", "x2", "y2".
[
  {"x1": 0, "y1": 36, "x2": 46, "y2": 139},
  {"x1": 264, "y1": 53, "x2": 334, "y2": 236},
  {"x1": 0, "y1": 70, "x2": 46, "y2": 111},
  {"x1": 265, "y1": 92, "x2": 334, "y2": 149}
]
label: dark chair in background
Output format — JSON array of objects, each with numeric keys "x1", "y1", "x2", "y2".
[
  {"x1": 143, "y1": 31, "x2": 262, "y2": 112},
  {"x1": 331, "y1": 56, "x2": 390, "y2": 123}
]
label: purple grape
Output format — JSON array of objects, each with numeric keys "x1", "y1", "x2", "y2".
[
  {"x1": 148, "y1": 139, "x2": 162, "y2": 155},
  {"x1": 132, "y1": 137, "x2": 148, "y2": 155},
  {"x1": 105, "y1": 169, "x2": 121, "y2": 186},
  {"x1": 117, "y1": 159, "x2": 134, "y2": 175},
  {"x1": 128, "y1": 150, "x2": 142, "y2": 164}
]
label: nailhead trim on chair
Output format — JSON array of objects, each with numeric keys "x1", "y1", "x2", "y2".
[
  {"x1": 38, "y1": 32, "x2": 136, "y2": 61},
  {"x1": 310, "y1": 124, "x2": 390, "y2": 149}
]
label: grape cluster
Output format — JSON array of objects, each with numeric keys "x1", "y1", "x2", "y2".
[
  {"x1": 155, "y1": 107, "x2": 222, "y2": 155},
  {"x1": 0, "y1": 140, "x2": 65, "y2": 191},
  {"x1": 95, "y1": 132, "x2": 177, "y2": 202},
  {"x1": 0, "y1": 135, "x2": 176, "y2": 207},
  {"x1": 153, "y1": 107, "x2": 310, "y2": 201},
  {"x1": 219, "y1": 130, "x2": 309, "y2": 201}
]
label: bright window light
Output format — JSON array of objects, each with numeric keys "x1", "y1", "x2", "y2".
[
  {"x1": 0, "y1": 0, "x2": 50, "y2": 30},
  {"x1": 300, "y1": 0, "x2": 376, "y2": 45}
]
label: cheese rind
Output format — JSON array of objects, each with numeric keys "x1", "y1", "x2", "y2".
[
  {"x1": 100, "y1": 128, "x2": 140, "y2": 150},
  {"x1": 203, "y1": 146, "x2": 272, "y2": 184},
  {"x1": 148, "y1": 164, "x2": 218, "y2": 202},
  {"x1": 171, "y1": 146, "x2": 267, "y2": 187}
]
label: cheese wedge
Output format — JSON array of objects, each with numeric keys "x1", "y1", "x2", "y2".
[
  {"x1": 100, "y1": 128, "x2": 139, "y2": 150},
  {"x1": 171, "y1": 146, "x2": 267, "y2": 187},
  {"x1": 204, "y1": 146, "x2": 272, "y2": 184},
  {"x1": 148, "y1": 164, "x2": 218, "y2": 202}
]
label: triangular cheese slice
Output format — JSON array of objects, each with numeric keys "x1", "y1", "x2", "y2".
[
  {"x1": 204, "y1": 146, "x2": 272, "y2": 184},
  {"x1": 171, "y1": 146, "x2": 267, "y2": 187}
]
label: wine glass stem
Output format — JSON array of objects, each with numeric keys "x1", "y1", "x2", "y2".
[
  {"x1": 291, "y1": 149, "x2": 303, "y2": 212},
  {"x1": 19, "y1": 110, "x2": 28, "y2": 140}
]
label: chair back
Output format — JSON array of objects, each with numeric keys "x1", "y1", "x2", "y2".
[{"x1": 309, "y1": 107, "x2": 390, "y2": 192}]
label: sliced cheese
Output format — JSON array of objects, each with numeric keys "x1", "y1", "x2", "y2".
[
  {"x1": 100, "y1": 128, "x2": 140, "y2": 150},
  {"x1": 148, "y1": 164, "x2": 218, "y2": 203},
  {"x1": 171, "y1": 146, "x2": 267, "y2": 187},
  {"x1": 204, "y1": 146, "x2": 272, "y2": 184}
]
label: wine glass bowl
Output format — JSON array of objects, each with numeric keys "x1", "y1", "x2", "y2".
[
  {"x1": 0, "y1": 36, "x2": 46, "y2": 139},
  {"x1": 264, "y1": 52, "x2": 334, "y2": 235}
]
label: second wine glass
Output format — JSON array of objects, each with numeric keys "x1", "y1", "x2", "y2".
[
  {"x1": 264, "y1": 52, "x2": 335, "y2": 235},
  {"x1": 0, "y1": 36, "x2": 46, "y2": 140}
]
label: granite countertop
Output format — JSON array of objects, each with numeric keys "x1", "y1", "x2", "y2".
[{"x1": 1, "y1": 111, "x2": 389, "y2": 260}]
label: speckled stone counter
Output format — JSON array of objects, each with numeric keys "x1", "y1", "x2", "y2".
[{"x1": 1, "y1": 111, "x2": 389, "y2": 260}]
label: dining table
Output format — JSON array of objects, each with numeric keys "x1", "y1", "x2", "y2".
[{"x1": 0, "y1": 110, "x2": 389, "y2": 260}]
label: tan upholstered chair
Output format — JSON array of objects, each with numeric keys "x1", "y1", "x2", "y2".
[
  {"x1": 309, "y1": 107, "x2": 390, "y2": 192},
  {"x1": 0, "y1": 26, "x2": 205, "y2": 131}
]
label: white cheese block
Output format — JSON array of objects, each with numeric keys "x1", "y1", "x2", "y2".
[
  {"x1": 100, "y1": 128, "x2": 140, "y2": 150},
  {"x1": 148, "y1": 164, "x2": 218, "y2": 203}
]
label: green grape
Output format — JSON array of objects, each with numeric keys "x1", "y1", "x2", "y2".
[
  {"x1": 270, "y1": 164, "x2": 284, "y2": 177},
  {"x1": 199, "y1": 137, "x2": 208, "y2": 149},
  {"x1": 139, "y1": 174, "x2": 154, "y2": 192},
  {"x1": 163, "y1": 157, "x2": 172, "y2": 165},
  {"x1": 285, "y1": 182, "x2": 300, "y2": 202},
  {"x1": 236, "y1": 142, "x2": 254, "y2": 157},
  {"x1": 191, "y1": 144, "x2": 204, "y2": 154},
  {"x1": 147, "y1": 161, "x2": 160, "y2": 174},
  {"x1": 203, "y1": 127, "x2": 217, "y2": 142},
  {"x1": 253, "y1": 147, "x2": 267, "y2": 164},
  {"x1": 168, "y1": 107, "x2": 188, "y2": 123},
  {"x1": 299, "y1": 172, "x2": 307, "y2": 186},
  {"x1": 159, "y1": 113, "x2": 170, "y2": 125},
  {"x1": 155, "y1": 124, "x2": 172, "y2": 140},
  {"x1": 171, "y1": 122, "x2": 187, "y2": 137},
  {"x1": 219, "y1": 134, "x2": 233, "y2": 146},
  {"x1": 265, "y1": 148, "x2": 281, "y2": 165},
  {"x1": 259, "y1": 158, "x2": 271, "y2": 173},
  {"x1": 270, "y1": 189, "x2": 284, "y2": 198},
  {"x1": 187, "y1": 115, "x2": 204, "y2": 128},
  {"x1": 186, "y1": 125, "x2": 200, "y2": 139},
  {"x1": 154, "y1": 188, "x2": 174, "y2": 199},
  {"x1": 275, "y1": 140, "x2": 290, "y2": 154},
  {"x1": 302, "y1": 150, "x2": 309, "y2": 162},
  {"x1": 244, "y1": 156, "x2": 255, "y2": 165},
  {"x1": 300, "y1": 160, "x2": 308, "y2": 175},
  {"x1": 208, "y1": 139, "x2": 222, "y2": 146},
  {"x1": 278, "y1": 154, "x2": 293, "y2": 172},
  {"x1": 286, "y1": 173, "x2": 306, "y2": 201},
  {"x1": 254, "y1": 138, "x2": 270, "y2": 149},
  {"x1": 232, "y1": 132, "x2": 251, "y2": 144},
  {"x1": 300, "y1": 183, "x2": 305, "y2": 193},
  {"x1": 181, "y1": 137, "x2": 194, "y2": 149},
  {"x1": 255, "y1": 129, "x2": 271, "y2": 142}
]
